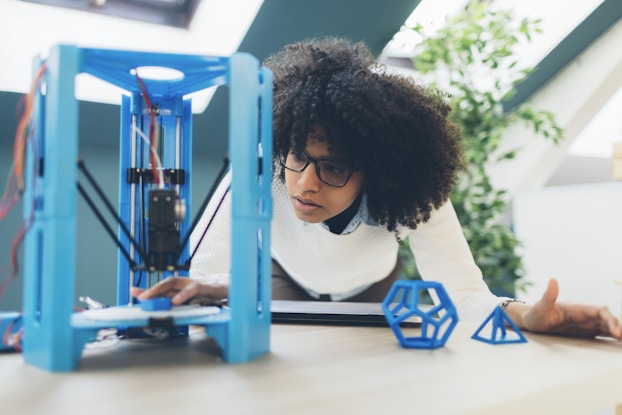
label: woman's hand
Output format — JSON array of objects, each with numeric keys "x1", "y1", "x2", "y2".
[
  {"x1": 508, "y1": 278, "x2": 622, "y2": 340},
  {"x1": 130, "y1": 276, "x2": 229, "y2": 306}
]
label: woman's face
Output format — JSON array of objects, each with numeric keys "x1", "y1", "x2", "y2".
[{"x1": 284, "y1": 133, "x2": 364, "y2": 224}]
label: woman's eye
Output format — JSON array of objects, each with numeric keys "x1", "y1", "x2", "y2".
[
  {"x1": 290, "y1": 151, "x2": 306, "y2": 162},
  {"x1": 323, "y1": 162, "x2": 346, "y2": 175}
]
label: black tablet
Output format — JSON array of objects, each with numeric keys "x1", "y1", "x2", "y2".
[{"x1": 271, "y1": 300, "x2": 421, "y2": 327}]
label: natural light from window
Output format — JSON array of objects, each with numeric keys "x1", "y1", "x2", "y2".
[
  {"x1": 0, "y1": 0, "x2": 263, "y2": 112},
  {"x1": 383, "y1": 0, "x2": 619, "y2": 159}
]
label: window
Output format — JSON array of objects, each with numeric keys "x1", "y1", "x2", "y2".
[{"x1": 21, "y1": 0, "x2": 202, "y2": 28}]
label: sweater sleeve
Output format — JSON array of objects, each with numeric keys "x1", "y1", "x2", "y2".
[
  {"x1": 407, "y1": 201, "x2": 504, "y2": 322},
  {"x1": 189, "y1": 171, "x2": 232, "y2": 279}
]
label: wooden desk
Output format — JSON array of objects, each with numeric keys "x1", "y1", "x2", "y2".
[{"x1": 0, "y1": 322, "x2": 621, "y2": 415}]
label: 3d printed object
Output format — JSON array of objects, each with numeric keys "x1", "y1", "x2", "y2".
[
  {"x1": 471, "y1": 306, "x2": 528, "y2": 344},
  {"x1": 382, "y1": 280, "x2": 458, "y2": 349},
  {"x1": 18, "y1": 45, "x2": 273, "y2": 371}
]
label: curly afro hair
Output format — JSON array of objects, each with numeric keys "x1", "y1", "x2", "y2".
[{"x1": 265, "y1": 36, "x2": 464, "y2": 232}]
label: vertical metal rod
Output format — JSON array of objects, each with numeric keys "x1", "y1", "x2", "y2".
[
  {"x1": 174, "y1": 116, "x2": 182, "y2": 278},
  {"x1": 175, "y1": 116, "x2": 181, "y2": 179},
  {"x1": 129, "y1": 114, "x2": 137, "y2": 305}
]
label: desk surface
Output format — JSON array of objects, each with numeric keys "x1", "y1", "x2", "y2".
[{"x1": 0, "y1": 322, "x2": 621, "y2": 415}]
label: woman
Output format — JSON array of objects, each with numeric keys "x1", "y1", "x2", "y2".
[{"x1": 133, "y1": 37, "x2": 622, "y2": 339}]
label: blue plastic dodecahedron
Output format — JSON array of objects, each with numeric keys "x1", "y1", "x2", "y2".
[
  {"x1": 471, "y1": 306, "x2": 528, "y2": 345},
  {"x1": 382, "y1": 280, "x2": 458, "y2": 349}
]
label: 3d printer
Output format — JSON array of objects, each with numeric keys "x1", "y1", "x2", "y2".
[{"x1": 1, "y1": 45, "x2": 273, "y2": 372}]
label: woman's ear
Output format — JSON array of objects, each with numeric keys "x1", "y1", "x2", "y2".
[{"x1": 273, "y1": 158, "x2": 282, "y2": 175}]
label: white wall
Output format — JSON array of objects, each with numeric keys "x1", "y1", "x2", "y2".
[
  {"x1": 513, "y1": 182, "x2": 622, "y2": 320},
  {"x1": 488, "y1": 17, "x2": 622, "y2": 195}
]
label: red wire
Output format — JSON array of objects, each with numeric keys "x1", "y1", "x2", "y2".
[
  {"x1": 13, "y1": 63, "x2": 46, "y2": 191},
  {"x1": 135, "y1": 74, "x2": 160, "y2": 186},
  {"x1": 0, "y1": 171, "x2": 20, "y2": 219},
  {"x1": 0, "y1": 201, "x2": 34, "y2": 301},
  {"x1": 0, "y1": 64, "x2": 44, "y2": 301},
  {"x1": 1, "y1": 64, "x2": 45, "y2": 220}
]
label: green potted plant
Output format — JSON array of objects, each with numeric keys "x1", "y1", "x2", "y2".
[{"x1": 396, "y1": 0, "x2": 563, "y2": 296}]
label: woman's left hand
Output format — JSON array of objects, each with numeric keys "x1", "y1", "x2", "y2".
[
  {"x1": 512, "y1": 278, "x2": 622, "y2": 340},
  {"x1": 130, "y1": 276, "x2": 228, "y2": 306}
]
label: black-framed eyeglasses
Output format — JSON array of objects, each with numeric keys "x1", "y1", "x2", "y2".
[{"x1": 278, "y1": 150, "x2": 355, "y2": 188}]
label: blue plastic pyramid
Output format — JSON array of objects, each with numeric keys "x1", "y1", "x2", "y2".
[{"x1": 471, "y1": 306, "x2": 527, "y2": 344}]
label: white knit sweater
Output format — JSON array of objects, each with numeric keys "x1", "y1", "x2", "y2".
[{"x1": 190, "y1": 171, "x2": 505, "y2": 322}]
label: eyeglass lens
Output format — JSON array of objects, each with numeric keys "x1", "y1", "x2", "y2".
[{"x1": 281, "y1": 151, "x2": 351, "y2": 187}]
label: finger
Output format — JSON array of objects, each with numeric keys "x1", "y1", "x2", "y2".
[
  {"x1": 171, "y1": 282, "x2": 201, "y2": 305},
  {"x1": 599, "y1": 306, "x2": 622, "y2": 340},
  {"x1": 171, "y1": 281, "x2": 228, "y2": 305},
  {"x1": 135, "y1": 277, "x2": 190, "y2": 300},
  {"x1": 545, "y1": 278, "x2": 559, "y2": 301},
  {"x1": 541, "y1": 278, "x2": 559, "y2": 306},
  {"x1": 130, "y1": 287, "x2": 145, "y2": 298},
  {"x1": 611, "y1": 321, "x2": 622, "y2": 340}
]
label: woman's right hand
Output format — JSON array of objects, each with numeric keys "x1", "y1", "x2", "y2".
[{"x1": 130, "y1": 276, "x2": 229, "y2": 306}]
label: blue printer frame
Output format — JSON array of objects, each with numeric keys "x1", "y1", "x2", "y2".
[{"x1": 21, "y1": 45, "x2": 273, "y2": 372}]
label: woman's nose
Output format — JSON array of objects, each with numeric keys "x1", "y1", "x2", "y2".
[{"x1": 298, "y1": 163, "x2": 321, "y2": 191}]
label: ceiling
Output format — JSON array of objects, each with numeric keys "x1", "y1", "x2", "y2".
[{"x1": 1, "y1": 0, "x2": 621, "y2": 188}]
